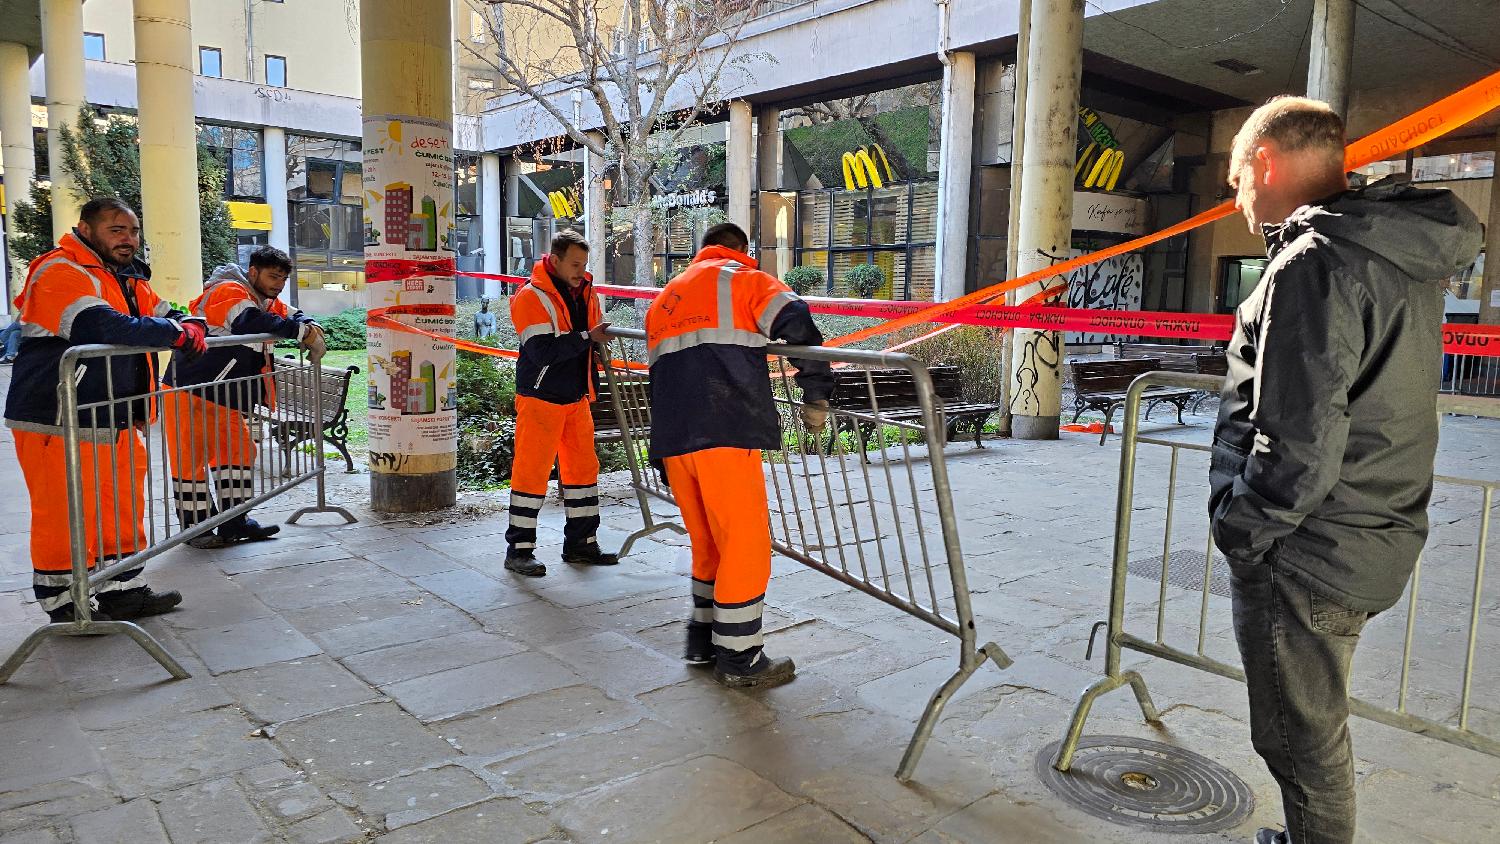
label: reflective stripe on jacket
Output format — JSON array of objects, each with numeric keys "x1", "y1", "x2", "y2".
[
  {"x1": 167, "y1": 264, "x2": 315, "y2": 411},
  {"x1": 512, "y1": 259, "x2": 602, "y2": 404},
  {"x1": 645, "y1": 245, "x2": 833, "y2": 460},
  {"x1": 4, "y1": 231, "x2": 181, "y2": 434}
]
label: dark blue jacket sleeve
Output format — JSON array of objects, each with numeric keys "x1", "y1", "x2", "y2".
[
  {"x1": 229, "y1": 307, "x2": 315, "y2": 340},
  {"x1": 70, "y1": 305, "x2": 184, "y2": 348},
  {"x1": 769, "y1": 300, "x2": 834, "y2": 403},
  {"x1": 520, "y1": 330, "x2": 592, "y2": 366}
]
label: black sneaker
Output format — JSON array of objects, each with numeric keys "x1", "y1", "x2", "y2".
[
  {"x1": 1255, "y1": 830, "x2": 1289, "y2": 844},
  {"x1": 96, "y1": 586, "x2": 183, "y2": 620},
  {"x1": 504, "y1": 551, "x2": 547, "y2": 577},
  {"x1": 713, "y1": 655, "x2": 796, "y2": 689},
  {"x1": 561, "y1": 544, "x2": 619, "y2": 566},
  {"x1": 46, "y1": 604, "x2": 113, "y2": 623},
  {"x1": 219, "y1": 517, "x2": 280, "y2": 544}
]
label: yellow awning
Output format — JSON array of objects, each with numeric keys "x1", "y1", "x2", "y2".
[{"x1": 226, "y1": 201, "x2": 273, "y2": 231}]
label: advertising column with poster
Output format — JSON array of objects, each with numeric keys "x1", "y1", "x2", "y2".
[{"x1": 362, "y1": 115, "x2": 458, "y2": 466}]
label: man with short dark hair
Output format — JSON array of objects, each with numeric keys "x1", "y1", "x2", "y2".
[
  {"x1": 1212, "y1": 96, "x2": 1483, "y2": 844},
  {"x1": 503, "y1": 229, "x2": 617, "y2": 576},
  {"x1": 6, "y1": 197, "x2": 206, "y2": 621},
  {"x1": 646, "y1": 221, "x2": 833, "y2": 689},
  {"x1": 165, "y1": 245, "x2": 325, "y2": 547}
]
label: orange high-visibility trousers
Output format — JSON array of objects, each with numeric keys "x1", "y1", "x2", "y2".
[
  {"x1": 506, "y1": 394, "x2": 601, "y2": 552},
  {"x1": 663, "y1": 447, "x2": 771, "y2": 671},
  {"x1": 163, "y1": 390, "x2": 257, "y2": 529},
  {"x1": 14, "y1": 428, "x2": 149, "y2": 612}
]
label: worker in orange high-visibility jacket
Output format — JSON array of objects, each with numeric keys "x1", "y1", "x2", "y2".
[
  {"x1": 164, "y1": 246, "x2": 326, "y2": 548},
  {"x1": 504, "y1": 229, "x2": 618, "y2": 577},
  {"x1": 4, "y1": 198, "x2": 209, "y2": 623},
  {"x1": 646, "y1": 222, "x2": 834, "y2": 690}
]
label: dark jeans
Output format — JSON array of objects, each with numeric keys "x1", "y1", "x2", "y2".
[{"x1": 1230, "y1": 557, "x2": 1370, "y2": 844}]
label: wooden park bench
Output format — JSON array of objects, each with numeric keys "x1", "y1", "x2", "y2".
[
  {"x1": 1118, "y1": 342, "x2": 1228, "y2": 413},
  {"x1": 591, "y1": 370, "x2": 651, "y2": 445},
  {"x1": 826, "y1": 365, "x2": 1001, "y2": 457},
  {"x1": 264, "y1": 356, "x2": 361, "y2": 473},
  {"x1": 1069, "y1": 358, "x2": 1196, "y2": 445}
]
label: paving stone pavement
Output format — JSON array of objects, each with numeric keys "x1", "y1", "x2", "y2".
[{"x1": 2, "y1": 363, "x2": 1498, "y2": 842}]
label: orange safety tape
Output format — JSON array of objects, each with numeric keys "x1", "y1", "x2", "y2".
[
  {"x1": 368, "y1": 304, "x2": 646, "y2": 369},
  {"x1": 828, "y1": 68, "x2": 1500, "y2": 348}
]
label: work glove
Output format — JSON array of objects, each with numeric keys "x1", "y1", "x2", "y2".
[
  {"x1": 800, "y1": 399, "x2": 831, "y2": 433},
  {"x1": 172, "y1": 317, "x2": 208, "y2": 362},
  {"x1": 302, "y1": 323, "x2": 328, "y2": 365}
]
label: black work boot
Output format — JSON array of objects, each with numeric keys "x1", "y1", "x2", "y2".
[
  {"x1": 186, "y1": 529, "x2": 228, "y2": 549},
  {"x1": 561, "y1": 543, "x2": 618, "y2": 566},
  {"x1": 97, "y1": 586, "x2": 183, "y2": 620},
  {"x1": 218, "y1": 516, "x2": 280, "y2": 544},
  {"x1": 713, "y1": 655, "x2": 796, "y2": 690},
  {"x1": 504, "y1": 549, "x2": 546, "y2": 577},
  {"x1": 684, "y1": 623, "x2": 714, "y2": 666},
  {"x1": 46, "y1": 604, "x2": 112, "y2": 623}
]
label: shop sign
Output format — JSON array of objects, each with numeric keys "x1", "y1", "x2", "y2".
[
  {"x1": 651, "y1": 189, "x2": 719, "y2": 210},
  {"x1": 1072, "y1": 192, "x2": 1147, "y2": 235}
]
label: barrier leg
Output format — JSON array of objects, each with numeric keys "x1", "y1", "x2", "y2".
[
  {"x1": 0, "y1": 624, "x2": 72, "y2": 683},
  {"x1": 102, "y1": 620, "x2": 192, "y2": 679},
  {"x1": 1050, "y1": 669, "x2": 1159, "y2": 772},
  {"x1": 896, "y1": 644, "x2": 1014, "y2": 782},
  {"x1": 617, "y1": 487, "x2": 688, "y2": 558},
  {"x1": 0, "y1": 618, "x2": 191, "y2": 683}
]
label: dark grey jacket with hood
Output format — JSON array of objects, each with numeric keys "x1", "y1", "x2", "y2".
[{"x1": 1209, "y1": 177, "x2": 1483, "y2": 613}]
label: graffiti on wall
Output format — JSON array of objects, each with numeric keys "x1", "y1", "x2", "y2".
[{"x1": 1065, "y1": 248, "x2": 1144, "y2": 344}]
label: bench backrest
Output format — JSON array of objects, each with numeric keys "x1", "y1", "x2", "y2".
[
  {"x1": 272, "y1": 356, "x2": 356, "y2": 426},
  {"x1": 830, "y1": 365, "x2": 960, "y2": 411},
  {"x1": 592, "y1": 372, "x2": 651, "y2": 435},
  {"x1": 1195, "y1": 350, "x2": 1228, "y2": 377},
  {"x1": 1071, "y1": 358, "x2": 1161, "y2": 395},
  {"x1": 1118, "y1": 343, "x2": 1213, "y2": 373}
]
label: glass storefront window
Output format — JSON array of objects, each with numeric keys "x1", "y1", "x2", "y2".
[{"x1": 198, "y1": 125, "x2": 264, "y2": 200}]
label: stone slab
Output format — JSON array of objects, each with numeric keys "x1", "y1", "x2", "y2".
[
  {"x1": 156, "y1": 777, "x2": 272, "y2": 844},
  {"x1": 372, "y1": 798, "x2": 555, "y2": 844},
  {"x1": 71, "y1": 673, "x2": 235, "y2": 732},
  {"x1": 542, "y1": 631, "x2": 686, "y2": 697},
  {"x1": 94, "y1": 707, "x2": 285, "y2": 799},
  {"x1": 69, "y1": 798, "x2": 169, "y2": 844},
  {"x1": 272, "y1": 702, "x2": 456, "y2": 785},
  {"x1": 409, "y1": 568, "x2": 532, "y2": 614},
  {"x1": 329, "y1": 764, "x2": 492, "y2": 830},
  {"x1": 282, "y1": 808, "x2": 367, "y2": 844},
  {"x1": 637, "y1": 680, "x2": 777, "y2": 741},
  {"x1": 339, "y1": 629, "x2": 527, "y2": 687},
  {"x1": 435, "y1": 684, "x2": 638, "y2": 758},
  {"x1": 553, "y1": 755, "x2": 801, "y2": 844},
  {"x1": 218, "y1": 655, "x2": 381, "y2": 724},
  {"x1": 310, "y1": 604, "x2": 479, "y2": 659},
  {"x1": 0, "y1": 711, "x2": 102, "y2": 793},
  {"x1": 487, "y1": 718, "x2": 703, "y2": 799},
  {"x1": 716, "y1": 803, "x2": 872, "y2": 844},
  {"x1": 380, "y1": 651, "x2": 583, "y2": 723},
  {"x1": 179, "y1": 615, "x2": 322, "y2": 675}
]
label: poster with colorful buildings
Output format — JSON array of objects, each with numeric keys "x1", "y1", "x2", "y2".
[{"x1": 362, "y1": 114, "x2": 458, "y2": 458}]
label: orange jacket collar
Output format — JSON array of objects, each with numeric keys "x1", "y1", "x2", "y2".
[
  {"x1": 691, "y1": 245, "x2": 757, "y2": 269},
  {"x1": 528, "y1": 257, "x2": 593, "y2": 300}
]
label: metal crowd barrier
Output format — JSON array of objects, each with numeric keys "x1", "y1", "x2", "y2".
[
  {"x1": 1442, "y1": 351, "x2": 1500, "y2": 398},
  {"x1": 599, "y1": 327, "x2": 1012, "y2": 781},
  {"x1": 1052, "y1": 371, "x2": 1499, "y2": 771},
  {"x1": 0, "y1": 335, "x2": 356, "y2": 684}
]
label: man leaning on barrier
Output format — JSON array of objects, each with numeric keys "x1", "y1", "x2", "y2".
[
  {"x1": 4, "y1": 197, "x2": 208, "y2": 623},
  {"x1": 164, "y1": 246, "x2": 326, "y2": 548},
  {"x1": 503, "y1": 229, "x2": 618, "y2": 576},
  {"x1": 645, "y1": 222, "x2": 833, "y2": 690},
  {"x1": 1212, "y1": 97, "x2": 1483, "y2": 844}
]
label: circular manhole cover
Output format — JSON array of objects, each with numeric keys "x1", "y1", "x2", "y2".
[{"x1": 1035, "y1": 735, "x2": 1254, "y2": 834}]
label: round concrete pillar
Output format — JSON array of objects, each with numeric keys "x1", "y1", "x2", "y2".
[
  {"x1": 133, "y1": 0, "x2": 202, "y2": 305},
  {"x1": 1, "y1": 41, "x2": 36, "y2": 298},
  {"x1": 40, "y1": 0, "x2": 86, "y2": 241},
  {"x1": 361, "y1": 0, "x2": 458, "y2": 512},
  {"x1": 1008, "y1": 0, "x2": 1083, "y2": 441}
]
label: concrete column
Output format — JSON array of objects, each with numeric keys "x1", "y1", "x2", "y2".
[
  {"x1": 1308, "y1": 0, "x2": 1355, "y2": 119},
  {"x1": 999, "y1": 0, "x2": 1032, "y2": 438},
  {"x1": 262, "y1": 125, "x2": 290, "y2": 304},
  {"x1": 1, "y1": 42, "x2": 35, "y2": 300},
  {"x1": 584, "y1": 132, "x2": 607, "y2": 282},
  {"x1": 481, "y1": 152, "x2": 502, "y2": 275},
  {"x1": 362, "y1": 0, "x2": 456, "y2": 511},
  {"x1": 727, "y1": 100, "x2": 753, "y2": 231},
  {"x1": 1480, "y1": 130, "x2": 1500, "y2": 326},
  {"x1": 41, "y1": 0, "x2": 87, "y2": 241},
  {"x1": 756, "y1": 107, "x2": 782, "y2": 191},
  {"x1": 935, "y1": 51, "x2": 976, "y2": 301},
  {"x1": 1009, "y1": 0, "x2": 1082, "y2": 441},
  {"x1": 133, "y1": 0, "x2": 202, "y2": 305}
]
